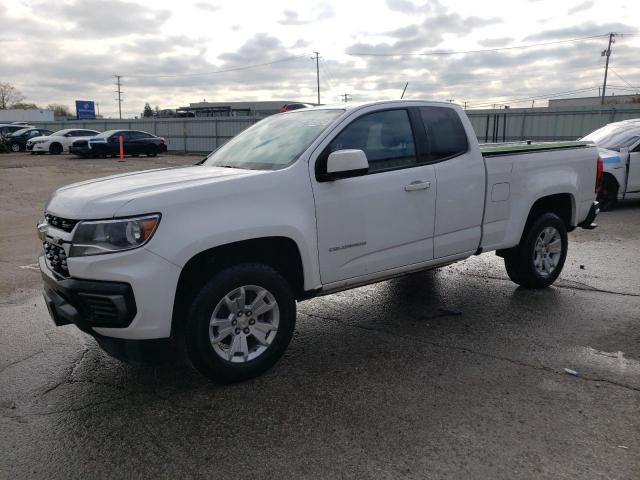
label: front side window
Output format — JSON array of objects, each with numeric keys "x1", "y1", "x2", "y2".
[
  {"x1": 327, "y1": 109, "x2": 416, "y2": 172},
  {"x1": 419, "y1": 107, "x2": 468, "y2": 161}
]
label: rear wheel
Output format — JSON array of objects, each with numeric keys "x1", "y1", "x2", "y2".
[
  {"x1": 597, "y1": 174, "x2": 618, "y2": 211},
  {"x1": 503, "y1": 213, "x2": 568, "y2": 289},
  {"x1": 185, "y1": 263, "x2": 296, "y2": 383},
  {"x1": 49, "y1": 143, "x2": 63, "y2": 155}
]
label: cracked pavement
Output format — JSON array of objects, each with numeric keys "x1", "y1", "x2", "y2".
[{"x1": 1, "y1": 153, "x2": 639, "y2": 479}]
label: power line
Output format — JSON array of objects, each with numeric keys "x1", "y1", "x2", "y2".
[
  {"x1": 123, "y1": 55, "x2": 308, "y2": 79},
  {"x1": 609, "y1": 68, "x2": 638, "y2": 90},
  {"x1": 467, "y1": 86, "x2": 600, "y2": 108},
  {"x1": 347, "y1": 34, "x2": 609, "y2": 57}
]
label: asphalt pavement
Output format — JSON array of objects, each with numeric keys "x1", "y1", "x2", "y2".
[{"x1": 1, "y1": 152, "x2": 638, "y2": 479}]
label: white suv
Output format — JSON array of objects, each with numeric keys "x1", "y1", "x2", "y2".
[{"x1": 27, "y1": 128, "x2": 100, "y2": 154}]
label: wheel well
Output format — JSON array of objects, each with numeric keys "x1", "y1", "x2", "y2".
[
  {"x1": 171, "y1": 237, "x2": 304, "y2": 336},
  {"x1": 526, "y1": 193, "x2": 574, "y2": 231},
  {"x1": 602, "y1": 172, "x2": 619, "y2": 189},
  {"x1": 49, "y1": 142, "x2": 62, "y2": 150}
]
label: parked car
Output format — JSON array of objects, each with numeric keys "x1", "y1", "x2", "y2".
[
  {"x1": 280, "y1": 103, "x2": 314, "y2": 112},
  {"x1": 27, "y1": 128, "x2": 101, "y2": 155},
  {"x1": 0, "y1": 123, "x2": 33, "y2": 139},
  {"x1": 2, "y1": 127, "x2": 53, "y2": 152},
  {"x1": 70, "y1": 130, "x2": 167, "y2": 157},
  {"x1": 39, "y1": 100, "x2": 600, "y2": 383},
  {"x1": 580, "y1": 119, "x2": 640, "y2": 210}
]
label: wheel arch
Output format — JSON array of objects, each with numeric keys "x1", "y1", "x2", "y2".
[{"x1": 171, "y1": 236, "x2": 305, "y2": 336}]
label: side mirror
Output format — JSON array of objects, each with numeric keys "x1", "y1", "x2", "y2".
[{"x1": 323, "y1": 149, "x2": 369, "y2": 180}]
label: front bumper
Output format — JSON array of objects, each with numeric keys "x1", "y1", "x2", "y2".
[
  {"x1": 69, "y1": 145, "x2": 91, "y2": 156},
  {"x1": 42, "y1": 263, "x2": 137, "y2": 331},
  {"x1": 39, "y1": 246, "x2": 181, "y2": 340},
  {"x1": 579, "y1": 201, "x2": 599, "y2": 230},
  {"x1": 31, "y1": 143, "x2": 49, "y2": 152}
]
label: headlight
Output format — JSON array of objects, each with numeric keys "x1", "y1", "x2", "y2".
[
  {"x1": 31, "y1": 140, "x2": 47, "y2": 145},
  {"x1": 69, "y1": 214, "x2": 160, "y2": 257}
]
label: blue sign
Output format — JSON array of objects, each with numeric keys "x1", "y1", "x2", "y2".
[{"x1": 75, "y1": 100, "x2": 96, "y2": 119}]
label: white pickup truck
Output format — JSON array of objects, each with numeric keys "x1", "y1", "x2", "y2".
[
  {"x1": 581, "y1": 119, "x2": 640, "y2": 210},
  {"x1": 39, "y1": 100, "x2": 601, "y2": 382}
]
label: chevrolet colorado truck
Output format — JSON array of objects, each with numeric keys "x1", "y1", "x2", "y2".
[{"x1": 39, "y1": 100, "x2": 601, "y2": 383}]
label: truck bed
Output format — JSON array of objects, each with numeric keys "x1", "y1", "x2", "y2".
[{"x1": 480, "y1": 140, "x2": 592, "y2": 156}]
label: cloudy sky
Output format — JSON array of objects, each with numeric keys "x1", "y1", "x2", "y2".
[{"x1": 1, "y1": 0, "x2": 638, "y2": 117}]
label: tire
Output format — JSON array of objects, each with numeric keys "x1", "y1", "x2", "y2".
[
  {"x1": 49, "y1": 143, "x2": 63, "y2": 155},
  {"x1": 185, "y1": 263, "x2": 296, "y2": 383},
  {"x1": 597, "y1": 174, "x2": 618, "y2": 211},
  {"x1": 10, "y1": 142, "x2": 21, "y2": 152},
  {"x1": 503, "y1": 213, "x2": 568, "y2": 289},
  {"x1": 146, "y1": 146, "x2": 158, "y2": 157}
]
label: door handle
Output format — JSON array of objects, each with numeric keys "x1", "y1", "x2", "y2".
[{"x1": 404, "y1": 181, "x2": 431, "y2": 192}]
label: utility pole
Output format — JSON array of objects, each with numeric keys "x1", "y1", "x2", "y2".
[
  {"x1": 531, "y1": 100, "x2": 535, "y2": 108},
  {"x1": 463, "y1": 101, "x2": 468, "y2": 110},
  {"x1": 446, "y1": 99, "x2": 455, "y2": 103},
  {"x1": 114, "y1": 75, "x2": 123, "y2": 119},
  {"x1": 312, "y1": 52, "x2": 320, "y2": 105},
  {"x1": 341, "y1": 93, "x2": 351, "y2": 103},
  {"x1": 601, "y1": 33, "x2": 616, "y2": 105}
]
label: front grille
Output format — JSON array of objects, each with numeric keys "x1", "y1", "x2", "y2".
[
  {"x1": 43, "y1": 241, "x2": 69, "y2": 277},
  {"x1": 78, "y1": 294, "x2": 121, "y2": 324},
  {"x1": 45, "y1": 214, "x2": 78, "y2": 232}
]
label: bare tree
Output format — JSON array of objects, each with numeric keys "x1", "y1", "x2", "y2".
[
  {"x1": 47, "y1": 104, "x2": 71, "y2": 117},
  {"x1": 0, "y1": 83, "x2": 25, "y2": 109}
]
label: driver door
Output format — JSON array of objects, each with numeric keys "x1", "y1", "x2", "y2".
[
  {"x1": 310, "y1": 108, "x2": 437, "y2": 286},
  {"x1": 626, "y1": 142, "x2": 640, "y2": 194}
]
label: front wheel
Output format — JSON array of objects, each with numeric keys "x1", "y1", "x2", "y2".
[
  {"x1": 185, "y1": 263, "x2": 296, "y2": 383},
  {"x1": 10, "y1": 142, "x2": 21, "y2": 152},
  {"x1": 146, "y1": 146, "x2": 158, "y2": 157},
  {"x1": 503, "y1": 213, "x2": 568, "y2": 289}
]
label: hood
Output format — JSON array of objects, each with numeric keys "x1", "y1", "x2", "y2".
[
  {"x1": 28, "y1": 135, "x2": 50, "y2": 143},
  {"x1": 46, "y1": 165, "x2": 263, "y2": 219}
]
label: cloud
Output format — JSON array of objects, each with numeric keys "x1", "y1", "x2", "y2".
[
  {"x1": 478, "y1": 37, "x2": 515, "y2": 48},
  {"x1": 568, "y1": 1, "x2": 594, "y2": 14},
  {"x1": 194, "y1": 2, "x2": 221, "y2": 12},
  {"x1": 386, "y1": 0, "x2": 434, "y2": 14},
  {"x1": 278, "y1": 3, "x2": 335, "y2": 25},
  {"x1": 47, "y1": 0, "x2": 172, "y2": 38},
  {"x1": 279, "y1": 10, "x2": 309, "y2": 25},
  {"x1": 524, "y1": 22, "x2": 632, "y2": 41}
]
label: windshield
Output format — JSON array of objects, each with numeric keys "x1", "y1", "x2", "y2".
[
  {"x1": 581, "y1": 124, "x2": 640, "y2": 151},
  {"x1": 93, "y1": 130, "x2": 119, "y2": 139},
  {"x1": 203, "y1": 109, "x2": 344, "y2": 170},
  {"x1": 51, "y1": 129, "x2": 71, "y2": 136},
  {"x1": 9, "y1": 128, "x2": 32, "y2": 136}
]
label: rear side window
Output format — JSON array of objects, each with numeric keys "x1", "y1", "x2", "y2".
[
  {"x1": 419, "y1": 107, "x2": 468, "y2": 161},
  {"x1": 328, "y1": 109, "x2": 416, "y2": 172}
]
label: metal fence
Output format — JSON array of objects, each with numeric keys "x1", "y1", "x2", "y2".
[
  {"x1": 31, "y1": 104, "x2": 640, "y2": 153},
  {"x1": 31, "y1": 117, "x2": 260, "y2": 153},
  {"x1": 466, "y1": 104, "x2": 640, "y2": 143}
]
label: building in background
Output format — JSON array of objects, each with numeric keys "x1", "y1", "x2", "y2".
[
  {"x1": 0, "y1": 108, "x2": 54, "y2": 123},
  {"x1": 177, "y1": 101, "x2": 310, "y2": 118},
  {"x1": 549, "y1": 94, "x2": 640, "y2": 108}
]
